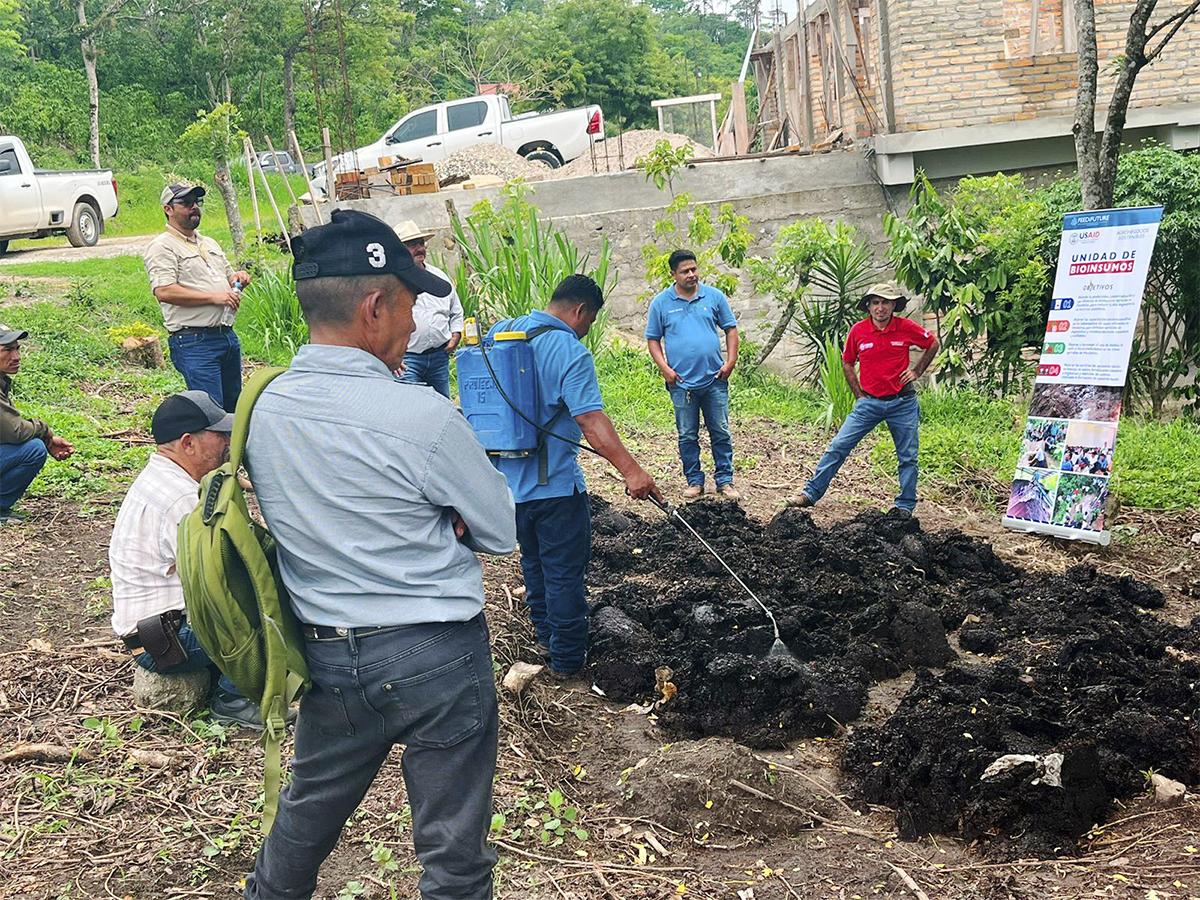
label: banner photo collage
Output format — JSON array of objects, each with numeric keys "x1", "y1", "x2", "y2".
[{"x1": 1002, "y1": 206, "x2": 1163, "y2": 546}]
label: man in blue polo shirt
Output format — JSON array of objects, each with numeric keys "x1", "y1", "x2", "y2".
[
  {"x1": 490, "y1": 275, "x2": 662, "y2": 678},
  {"x1": 646, "y1": 249, "x2": 741, "y2": 500}
]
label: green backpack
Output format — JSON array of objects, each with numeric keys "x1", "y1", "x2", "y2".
[{"x1": 176, "y1": 366, "x2": 310, "y2": 833}]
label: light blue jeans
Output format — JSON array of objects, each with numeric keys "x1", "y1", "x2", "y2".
[
  {"x1": 804, "y1": 394, "x2": 921, "y2": 511},
  {"x1": 669, "y1": 380, "x2": 734, "y2": 487}
]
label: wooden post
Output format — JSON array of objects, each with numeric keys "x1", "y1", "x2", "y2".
[
  {"x1": 730, "y1": 81, "x2": 750, "y2": 155},
  {"x1": 243, "y1": 137, "x2": 262, "y2": 236},
  {"x1": 708, "y1": 98, "x2": 719, "y2": 151},
  {"x1": 772, "y1": 29, "x2": 788, "y2": 144},
  {"x1": 321, "y1": 126, "x2": 335, "y2": 199},
  {"x1": 289, "y1": 129, "x2": 326, "y2": 225},
  {"x1": 264, "y1": 134, "x2": 300, "y2": 211},
  {"x1": 246, "y1": 137, "x2": 292, "y2": 253},
  {"x1": 875, "y1": 0, "x2": 896, "y2": 132},
  {"x1": 799, "y1": 17, "x2": 815, "y2": 146}
]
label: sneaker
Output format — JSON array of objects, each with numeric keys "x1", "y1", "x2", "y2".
[
  {"x1": 785, "y1": 494, "x2": 814, "y2": 508},
  {"x1": 682, "y1": 485, "x2": 704, "y2": 500},
  {"x1": 716, "y1": 484, "x2": 740, "y2": 501}
]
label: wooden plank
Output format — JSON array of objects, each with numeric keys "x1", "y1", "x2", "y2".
[
  {"x1": 243, "y1": 136, "x2": 261, "y2": 235},
  {"x1": 800, "y1": 18, "x2": 815, "y2": 144},
  {"x1": 772, "y1": 29, "x2": 789, "y2": 145},
  {"x1": 321, "y1": 126, "x2": 335, "y2": 195},
  {"x1": 289, "y1": 129, "x2": 325, "y2": 224},
  {"x1": 730, "y1": 80, "x2": 750, "y2": 155}
]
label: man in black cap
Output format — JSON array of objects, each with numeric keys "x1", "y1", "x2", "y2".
[
  {"x1": 241, "y1": 209, "x2": 516, "y2": 900},
  {"x1": 787, "y1": 282, "x2": 938, "y2": 514},
  {"x1": 143, "y1": 182, "x2": 252, "y2": 412},
  {"x1": 0, "y1": 323, "x2": 74, "y2": 524},
  {"x1": 108, "y1": 390, "x2": 260, "y2": 726}
]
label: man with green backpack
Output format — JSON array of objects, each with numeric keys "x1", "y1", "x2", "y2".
[{"x1": 235, "y1": 210, "x2": 516, "y2": 900}]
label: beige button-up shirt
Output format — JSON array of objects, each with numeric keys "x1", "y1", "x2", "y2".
[{"x1": 143, "y1": 226, "x2": 236, "y2": 332}]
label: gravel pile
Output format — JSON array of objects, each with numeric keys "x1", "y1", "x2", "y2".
[
  {"x1": 551, "y1": 129, "x2": 714, "y2": 179},
  {"x1": 434, "y1": 143, "x2": 548, "y2": 183}
]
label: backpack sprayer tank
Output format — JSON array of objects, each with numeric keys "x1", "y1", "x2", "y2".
[{"x1": 456, "y1": 317, "x2": 541, "y2": 457}]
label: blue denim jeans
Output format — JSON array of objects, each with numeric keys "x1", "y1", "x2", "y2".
[
  {"x1": 400, "y1": 348, "x2": 452, "y2": 398},
  {"x1": 804, "y1": 393, "x2": 921, "y2": 511},
  {"x1": 133, "y1": 620, "x2": 241, "y2": 698},
  {"x1": 669, "y1": 380, "x2": 734, "y2": 487},
  {"x1": 245, "y1": 615, "x2": 499, "y2": 900},
  {"x1": 167, "y1": 328, "x2": 242, "y2": 412},
  {"x1": 515, "y1": 491, "x2": 592, "y2": 673},
  {"x1": 0, "y1": 437, "x2": 49, "y2": 511}
]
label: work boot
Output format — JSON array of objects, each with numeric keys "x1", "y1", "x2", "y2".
[
  {"x1": 716, "y1": 484, "x2": 740, "y2": 501},
  {"x1": 210, "y1": 694, "x2": 264, "y2": 730},
  {"x1": 534, "y1": 642, "x2": 552, "y2": 661},
  {"x1": 0, "y1": 507, "x2": 26, "y2": 525},
  {"x1": 785, "y1": 493, "x2": 814, "y2": 509},
  {"x1": 682, "y1": 484, "x2": 704, "y2": 500},
  {"x1": 546, "y1": 666, "x2": 587, "y2": 686}
]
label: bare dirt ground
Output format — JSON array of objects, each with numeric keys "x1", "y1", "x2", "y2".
[
  {"x1": 1, "y1": 424, "x2": 1198, "y2": 899},
  {"x1": 0, "y1": 236, "x2": 150, "y2": 267}
]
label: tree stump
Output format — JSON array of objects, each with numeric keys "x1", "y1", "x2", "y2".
[
  {"x1": 120, "y1": 335, "x2": 164, "y2": 369},
  {"x1": 132, "y1": 667, "x2": 210, "y2": 715}
]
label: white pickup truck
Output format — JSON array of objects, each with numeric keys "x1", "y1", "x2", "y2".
[
  {"x1": 313, "y1": 93, "x2": 603, "y2": 194},
  {"x1": 0, "y1": 136, "x2": 119, "y2": 254}
]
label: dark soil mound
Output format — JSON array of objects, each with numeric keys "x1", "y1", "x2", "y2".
[{"x1": 584, "y1": 498, "x2": 1200, "y2": 857}]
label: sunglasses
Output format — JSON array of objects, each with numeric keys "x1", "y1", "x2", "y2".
[
  {"x1": 172, "y1": 198, "x2": 203, "y2": 209},
  {"x1": 403, "y1": 238, "x2": 426, "y2": 248}
]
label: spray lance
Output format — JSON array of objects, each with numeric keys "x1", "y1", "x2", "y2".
[{"x1": 644, "y1": 495, "x2": 796, "y2": 662}]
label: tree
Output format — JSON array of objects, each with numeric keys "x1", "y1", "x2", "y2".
[
  {"x1": 75, "y1": 0, "x2": 141, "y2": 168},
  {"x1": 0, "y1": 0, "x2": 24, "y2": 63},
  {"x1": 180, "y1": 103, "x2": 246, "y2": 255},
  {"x1": 1072, "y1": 0, "x2": 1200, "y2": 209}
]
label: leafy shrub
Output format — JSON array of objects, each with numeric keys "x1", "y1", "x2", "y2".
[
  {"x1": 447, "y1": 182, "x2": 615, "y2": 355},
  {"x1": 237, "y1": 268, "x2": 308, "y2": 366}
]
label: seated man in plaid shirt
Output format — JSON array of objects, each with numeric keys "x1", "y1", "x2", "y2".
[{"x1": 108, "y1": 391, "x2": 260, "y2": 727}]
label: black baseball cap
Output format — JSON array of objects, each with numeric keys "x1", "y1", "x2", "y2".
[
  {"x1": 151, "y1": 391, "x2": 234, "y2": 444},
  {"x1": 292, "y1": 209, "x2": 451, "y2": 297},
  {"x1": 161, "y1": 182, "x2": 207, "y2": 205}
]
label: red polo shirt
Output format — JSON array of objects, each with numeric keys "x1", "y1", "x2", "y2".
[{"x1": 843, "y1": 315, "x2": 936, "y2": 398}]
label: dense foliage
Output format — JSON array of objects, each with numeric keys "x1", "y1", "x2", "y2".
[{"x1": 0, "y1": 0, "x2": 753, "y2": 168}]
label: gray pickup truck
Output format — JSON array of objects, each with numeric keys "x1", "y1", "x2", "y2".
[{"x1": 0, "y1": 135, "x2": 119, "y2": 254}]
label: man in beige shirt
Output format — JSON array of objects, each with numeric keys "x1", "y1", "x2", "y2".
[{"x1": 143, "y1": 183, "x2": 252, "y2": 412}]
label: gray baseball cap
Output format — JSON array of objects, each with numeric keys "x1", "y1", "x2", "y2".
[
  {"x1": 160, "y1": 182, "x2": 207, "y2": 205},
  {"x1": 151, "y1": 390, "x2": 234, "y2": 444},
  {"x1": 0, "y1": 323, "x2": 29, "y2": 346}
]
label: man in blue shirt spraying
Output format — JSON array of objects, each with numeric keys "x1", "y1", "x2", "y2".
[
  {"x1": 646, "y1": 249, "x2": 741, "y2": 500},
  {"x1": 490, "y1": 275, "x2": 662, "y2": 679}
]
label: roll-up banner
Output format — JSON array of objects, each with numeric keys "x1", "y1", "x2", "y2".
[{"x1": 1002, "y1": 205, "x2": 1163, "y2": 547}]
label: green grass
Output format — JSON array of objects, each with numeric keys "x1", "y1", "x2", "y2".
[
  {"x1": 3, "y1": 254, "x2": 1199, "y2": 511},
  {"x1": 10, "y1": 165, "x2": 309, "y2": 252}
]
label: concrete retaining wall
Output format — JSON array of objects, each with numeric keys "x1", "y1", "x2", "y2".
[{"x1": 299, "y1": 152, "x2": 895, "y2": 373}]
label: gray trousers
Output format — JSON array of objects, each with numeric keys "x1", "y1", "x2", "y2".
[{"x1": 244, "y1": 614, "x2": 499, "y2": 900}]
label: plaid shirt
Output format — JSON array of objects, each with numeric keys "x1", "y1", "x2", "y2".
[{"x1": 109, "y1": 453, "x2": 199, "y2": 636}]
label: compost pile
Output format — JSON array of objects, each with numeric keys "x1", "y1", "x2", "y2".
[{"x1": 586, "y1": 498, "x2": 1200, "y2": 857}]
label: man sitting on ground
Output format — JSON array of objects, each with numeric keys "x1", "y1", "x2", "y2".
[
  {"x1": 109, "y1": 391, "x2": 259, "y2": 727},
  {"x1": 0, "y1": 323, "x2": 74, "y2": 524}
]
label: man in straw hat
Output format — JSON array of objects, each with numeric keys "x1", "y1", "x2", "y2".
[
  {"x1": 787, "y1": 282, "x2": 938, "y2": 515},
  {"x1": 392, "y1": 220, "x2": 463, "y2": 398}
]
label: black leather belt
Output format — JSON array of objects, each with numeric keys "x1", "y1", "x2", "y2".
[
  {"x1": 301, "y1": 623, "x2": 412, "y2": 642},
  {"x1": 170, "y1": 325, "x2": 234, "y2": 335},
  {"x1": 867, "y1": 386, "x2": 917, "y2": 401},
  {"x1": 414, "y1": 345, "x2": 448, "y2": 355}
]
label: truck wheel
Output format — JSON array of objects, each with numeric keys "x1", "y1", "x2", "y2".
[
  {"x1": 0, "y1": 240, "x2": 8, "y2": 256},
  {"x1": 67, "y1": 202, "x2": 100, "y2": 248},
  {"x1": 523, "y1": 149, "x2": 562, "y2": 169}
]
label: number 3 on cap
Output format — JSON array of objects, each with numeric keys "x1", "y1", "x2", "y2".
[{"x1": 366, "y1": 242, "x2": 387, "y2": 268}]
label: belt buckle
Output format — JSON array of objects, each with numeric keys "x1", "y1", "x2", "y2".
[{"x1": 335, "y1": 627, "x2": 349, "y2": 637}]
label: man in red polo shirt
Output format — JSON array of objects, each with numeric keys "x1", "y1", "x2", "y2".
[{"x1": 788, "y1": 282, "x2": 938, "y2": 514}]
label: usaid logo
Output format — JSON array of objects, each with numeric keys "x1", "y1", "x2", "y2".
[{"x1": 1068, "y1": 229, "x2": 1102, "y2": 245}]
